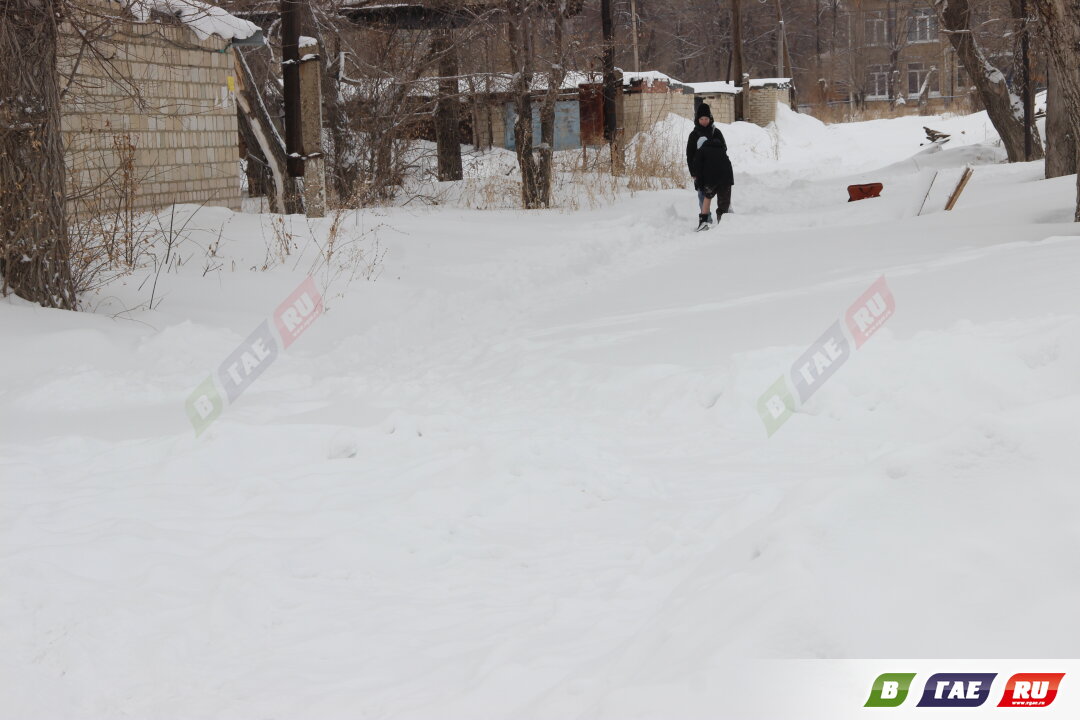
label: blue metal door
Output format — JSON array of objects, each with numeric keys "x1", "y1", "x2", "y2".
[{"x1": 504, "y1": 101, "x2": 581, "y2": 150}]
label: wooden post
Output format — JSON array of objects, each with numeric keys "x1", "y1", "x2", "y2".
[
  {"x1": 944, "y1": 167, "x2": 973, "y2": 210},
  {"x1": 299, "y1": 38, "x2": 326, "y2": 217},
  {"x1": 281, "y1": 0, "x2": 304, "y2": 178}
]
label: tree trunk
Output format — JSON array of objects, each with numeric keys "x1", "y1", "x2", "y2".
[
  {"x1": 536, "y1": 3, "x2": 567, "y2": 208},
  {"x1": 432, "y1": 29, "x2": 463, "y2": 182},
  {"x1": 1031, "y1": 0, "x2": 1080, "y2": 218},
  {"x1": 507, "y1": 1, "x2": 543, "y2": 208},
  {"x1": 0, "y1": 0, "x2": 76, "y2": 309},
  {"x1": 936, "y1": 0, "x2": 1043, "y2": 162},
  {"x1": 1041, "y1": 28, "x2": 1077, "y2": 178},
  {"x1": 512, "y1": 88, "x2": 543, "y2": 208}
]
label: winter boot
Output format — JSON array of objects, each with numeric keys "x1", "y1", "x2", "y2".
[{"x1": 696, "y1": 213, "x2": 710, "y2": 232}]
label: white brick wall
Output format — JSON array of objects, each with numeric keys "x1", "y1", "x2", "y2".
[
  {"x1": 624, "y1": 90, "x2": 695, "y2": 136},
  {"x1": 59, "y1": 13, "x2": 242, "y2": 214},
  {"x1": 746, "y1": 87, "x2": 791, "y2": 126}
]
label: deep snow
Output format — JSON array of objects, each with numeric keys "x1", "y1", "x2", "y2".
[{"x1": 3, "y1": 106, "x2": 1080, "y2": 718}]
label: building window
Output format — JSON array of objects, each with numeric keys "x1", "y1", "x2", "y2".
[
  {"x1": 908, "y1": 7, "x2": 937, "y2": 43},
  {"x1": 956, "y1": 64, "x2": 969, "y2": 91},
  {"x1": 867, "y1": 64, "x2": 890, "y2": 99},
  {"x1": 908, "y1": 62, "x2": 939, "y2": 97},
  {"x1": 865, "y1": 11, "x2": 888, "y2": 47}
]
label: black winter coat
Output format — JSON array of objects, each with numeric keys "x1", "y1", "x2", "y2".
[{"x1": 686, "y1": 123, "x2": 734, "y2": 188}]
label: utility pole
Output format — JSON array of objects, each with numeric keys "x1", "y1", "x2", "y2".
[
  {"x1": 732, "y1": 0, "x2": 744, "y2": 120},
  {"x1": 630, "y1": 0, "x2": 641, "y2": 73},
  {"x1": 299, "y1": 38, "x2": 326, "y2": 216},
  {"x1": 1020, "y1": 0, "x2": 1033, "y2": 161},
  {"x1": 281, "y1": 0, "x2": 304, "y2": 177},
  {"x1": 777, "y1": 20, "x2": 785, "y2": 77},
  {"x1": 774, "y1": 0, "x2": 796, "y2": 106}
]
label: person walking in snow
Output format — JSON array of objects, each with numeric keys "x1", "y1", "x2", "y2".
[{"x1": 686, "y1": 102, "x2": 734, "y2": 232}]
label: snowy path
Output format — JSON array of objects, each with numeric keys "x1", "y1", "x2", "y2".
[{"x1": 4, "y1": 113, "x2": 1080, "y2": 718}]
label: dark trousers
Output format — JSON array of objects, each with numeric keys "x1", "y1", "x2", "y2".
[{"x1": 698, "y1": 185, "x2": 732, "y2": 216}]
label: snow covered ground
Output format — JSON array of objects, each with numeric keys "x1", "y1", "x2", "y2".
[{"x1": 3, "y1": 106, "x2": 1080, "y2": 718}]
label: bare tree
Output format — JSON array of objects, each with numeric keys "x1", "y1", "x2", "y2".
[
  {"x1": 535, "y1": 1, "x2": 570, "y2": 207},
  {"x1": 505, "y1": 0, "x2": 545, "y2": 207},
  {"x1": 936, "y1": 0, "x2": 1043, "y2": 161}
]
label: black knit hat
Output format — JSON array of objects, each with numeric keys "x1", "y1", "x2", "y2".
[{"x1": 696, "y1": 103, "x2": 713, "y2": 121}]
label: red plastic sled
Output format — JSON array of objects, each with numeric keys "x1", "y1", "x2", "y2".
[{"x1": 847, "y1": 183, "x2": 883, "y2": 202}]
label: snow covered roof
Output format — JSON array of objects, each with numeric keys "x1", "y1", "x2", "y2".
[
  {"x1": 688, "y1": 81, "x2": 741, "y2": 95},
  {"x1": 688, "y1": 78, "x2": 792, "y2": 94},
  {"x1": 342, "y1": 2, "x2": 412, "y2": 9},
  {"x1": 345, "y1": 71, "x2": 602, "y2": 100},
  {"x1": 620, "y1": 70, "x2": 684, "y2": 88},
  {"x1": 345, "y1": 69, "x2": 785, "y2": 102},
  {"x1": 121, "y1": 0, "x2": 261, "y2": 41},
  {"x1": 749, "y1": 77, "x2": 792, "y2": 89}
]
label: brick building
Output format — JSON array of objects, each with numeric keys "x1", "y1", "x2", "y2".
[
  {"x1": 796, "y1": 0, "x2": 1015, "y2": 114},
  {"x1": 853, "y1": 0, "x2": 962, "y2": 107},
  {"x1": 59, "y1": 1, "x2": 261, "y2": 214}
]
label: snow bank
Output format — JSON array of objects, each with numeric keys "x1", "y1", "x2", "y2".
[{"x1": 4, "y1": 104, "x2": 1079, "y2": 718}]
